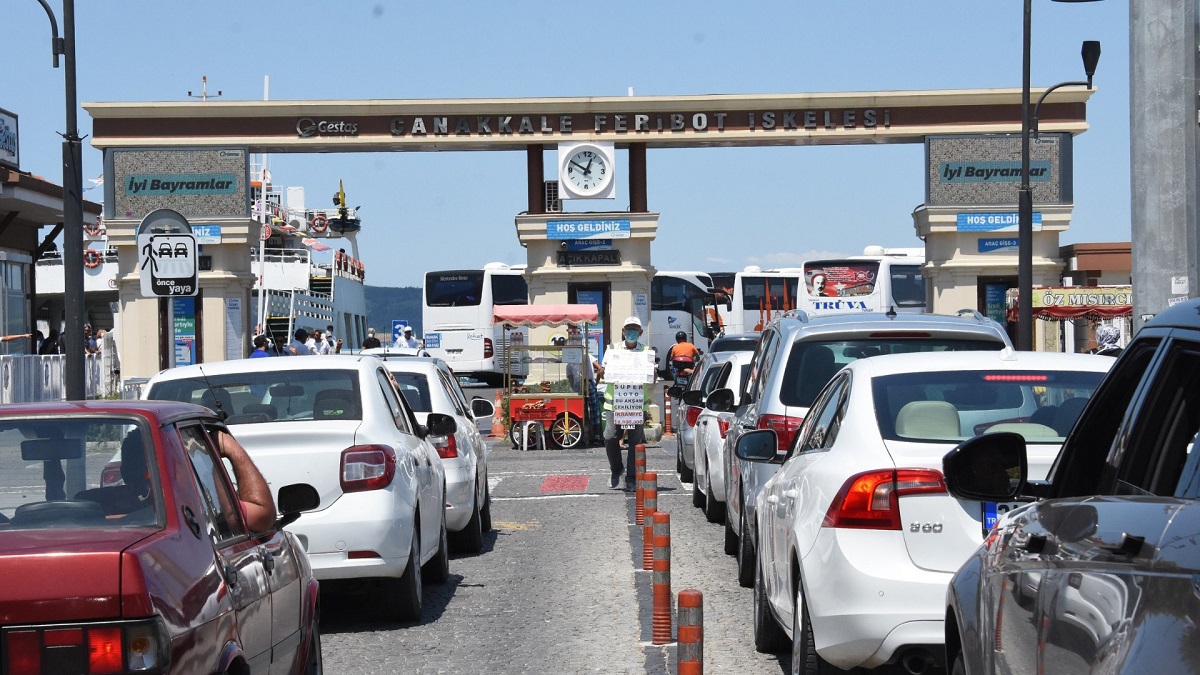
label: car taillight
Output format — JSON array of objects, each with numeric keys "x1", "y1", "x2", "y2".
[
  {"x1": 100, "y1": 461, "x2": 123, "y2": 487},
  {"x1": 341, "y1": 445, "x2": 397, "y2": 493},
  {"x1": 484, "y1": 338, "x2": 494, "y2": 359},
  {"x1": 429, "y1": 432, "x2": 458, "y2": 459},
  {"x1": 757, "y1": 414, "x2": 802, "y2": 449},
  {"x1": 821, "y1": 468, "x2": 946, "y2": 530},
  {"x1": 3, "y1": 619, "x2": 168, "y2": 675},
  {"x1": 718, "y1": 419, "x2": 730, "y2": 439},
  {"x1": 685, "y1": 406, "x2": 703, "y2": 427}
]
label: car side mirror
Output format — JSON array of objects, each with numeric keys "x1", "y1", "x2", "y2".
[
  {"x1": 942, "y1": 432, "x2": 1027, "y2": 502},
  {"x1": 426, "y1": 412, "x2": 458, "y2": 437},
  {"x1": 666, "y1": 385, "x2": 684, "y2": 399},
  {"x1": 706, "y1": 388, "x2": 735, "y2": 412},
  {"x1": 682, "y1": 390, "x2": 705, "y2": 407},
  {"x1": 471, "y1": 397, "x2": 496, "y2": 419},
  {"x1": 276, "y1": 483, "x2": 320, "y2": 528},
  {"x1": 735, "y1": 429, "x2": 778, "y2": 462}
]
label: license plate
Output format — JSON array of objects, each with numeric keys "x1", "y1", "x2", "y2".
[{"x1": 982, "y1": 502, "x2": 1023, "y2": 533}]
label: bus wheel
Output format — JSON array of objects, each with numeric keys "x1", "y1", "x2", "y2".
[{"x1": 549, "y1": 414, "x2": 584, "y2": 449}]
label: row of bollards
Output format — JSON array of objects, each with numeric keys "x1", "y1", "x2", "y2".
[{"x1": 632, "y1": 443, "x2": 704, "y2": 674}]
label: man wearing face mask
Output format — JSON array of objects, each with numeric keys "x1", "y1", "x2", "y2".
[{"x1": 599, "y1": 316, "x2": 653, "y2": 490}]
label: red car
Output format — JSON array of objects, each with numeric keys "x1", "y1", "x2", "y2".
[{"x1": 0, "y1": 401, "x2": 321, "y2": 674}]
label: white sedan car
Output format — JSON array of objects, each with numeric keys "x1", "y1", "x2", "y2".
[
  {"x1": 378, "y1": 354, "x2": 496, "y2": 553},
  {"x1": 691, "y1": 350, "x2": 754, "y2": 526},
  {"x1": 144, "y1": 354, "x2": 451, "y2": 622},
  {"x1": 739, "y1": 350, "x2": 1112, "y2": 673}
]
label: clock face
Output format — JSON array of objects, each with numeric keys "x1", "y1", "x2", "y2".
[{"x1": 564, "y1": 148, "x2": 611, "y2": 194}]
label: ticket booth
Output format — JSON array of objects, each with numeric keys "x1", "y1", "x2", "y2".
[{"x1": 514, "y1": 212, "x2": 657, "y2": 352}]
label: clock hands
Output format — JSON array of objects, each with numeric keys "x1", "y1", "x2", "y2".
[{"x1": 569, "y1": 159, "x2": 591, "y2": 174}]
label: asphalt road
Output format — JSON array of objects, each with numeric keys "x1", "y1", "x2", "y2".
[{"x1": 318, "y1": 434, "x2": 797, "y2": 674}]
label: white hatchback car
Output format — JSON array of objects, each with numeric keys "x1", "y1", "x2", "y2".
[
  {"x1": 690, "y1": 350, "x2": 754, "y2": 526},
  {"x1": 739, "y1": 350, "x2": 1113, "y2": 673},
  {"x1": 144, "y1": 354, "x2": 452, "y2": 622},
  {"x1": 376, "y1": 354, "x2": 496, "y2": 553}
]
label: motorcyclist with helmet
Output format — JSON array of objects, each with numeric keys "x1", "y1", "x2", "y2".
[{"x1": 666, "y1": 330, "x2": 702, "y2": 385}]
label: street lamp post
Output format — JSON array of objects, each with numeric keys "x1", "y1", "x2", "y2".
[
  {"x1": 1018, "y1": 0, "x2": 1102, "y2": 352},
  {"x1": 34, "y1": 0, "x2": 85, "y2": 399}
]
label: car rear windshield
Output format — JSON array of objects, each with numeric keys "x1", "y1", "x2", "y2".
[
  {"x1": 872, "y1": 369, "x2": 1105, "y2": 442},
  {"x1": 392, "y1": 372, "x2": 433, "y2": 412},
  {"x1": 710, "y1": 336, "x2": 759, "y2": 352},
  {"x1": 0, "y1": 416, "x2": 162, "y2": 530},
  {"x1": 425, "y1": 271, "x2": 484, "y2": 307},
  {"x1": 147, "y1": 370, "x2": 363, "y2": 423},
  {"x1": 778, "y1": 338, "x2": 1005, "y2": 408}
]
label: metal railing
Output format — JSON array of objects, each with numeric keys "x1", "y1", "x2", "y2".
[{"x1": 0, "y1": 353, "x2": 120, "y2": 403}]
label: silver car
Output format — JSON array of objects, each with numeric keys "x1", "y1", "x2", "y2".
[
  {"x1": 378, "y1": 354, "x2": 496, "y2": 553},
  {"x1": 145, "y1": 354, "x2": 452, "y2": 622},
  {"x1": 716, "y1": 310, "x2": 1012, "y2": 587}
]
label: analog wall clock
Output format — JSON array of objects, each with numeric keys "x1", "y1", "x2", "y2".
[{"x1": 558, "y1": 142, "x2": 616, "y2": 199}]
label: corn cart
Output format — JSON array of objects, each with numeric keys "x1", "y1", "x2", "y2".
[{"x1": 494, "y1": 304, "x2": 600, "y2": 449}]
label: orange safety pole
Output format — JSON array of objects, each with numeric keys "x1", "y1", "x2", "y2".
[
  {"x1": 642, "y1": 472, "x2": 658, "y2": 570},
  {"x1": 677, "y1": 589, "x2": 703, "y2": 674},
  {"x1": 663, "y1": 386, "x2": 673, "y2": 435},
  {"x1": 651, "y1": 511, "x2": 673, "y2": 645},
  {"x1": 635, "y1": 448, "x2": 648, "y2": 525}
]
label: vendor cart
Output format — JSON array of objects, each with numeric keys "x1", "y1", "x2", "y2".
[{"x1": 493, "y1": 304, "x2": 600, "y2": 450}]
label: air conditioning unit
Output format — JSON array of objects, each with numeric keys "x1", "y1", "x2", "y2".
[{"x1": 544, "y1": 181, "x2": 562, "y2": 213}]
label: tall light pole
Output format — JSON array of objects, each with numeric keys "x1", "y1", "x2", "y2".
[
  {"x1": 1018, "y1": 0, "x2": 1103, "y2": 351},
  {"x1": 34, "y1": 0, "x2": 85, "y2": 398}
]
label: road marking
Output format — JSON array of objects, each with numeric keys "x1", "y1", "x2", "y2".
[
  {"x1": 492, "y1": 493, "x2": 604, "y2": 502},
  {"x1": 540, "y1": 474, "x2": 590, "y2": 492}
]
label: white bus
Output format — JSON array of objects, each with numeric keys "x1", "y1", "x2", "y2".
[
  {"x1": 650, "y1": 271, "x2": 722, "y2": 375},
  {"x1": 718, "y1": 268, "x2": 803, "y2": 335},
  {"x1": 422, "y1": 263, "x2": 529, "y2": 385},
  {"x1": 794, "y1": 246, "x2": 926, "y2": 317}
]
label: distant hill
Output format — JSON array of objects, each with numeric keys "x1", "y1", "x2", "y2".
[{"x1": 365, "y1": 286, "x2": 422, "y2": 336}]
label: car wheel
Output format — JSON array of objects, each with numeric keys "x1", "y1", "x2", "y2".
[
  {"x1": 753, "y1": 558, "x2": 787, "y2": 653},
  {"x1": 704, "y1": 472, "x2": 725, "y2": 524},
  {"x1": 304, "y1": 623, "x2": 323, "y2": 675},
  {"x1": 737, "y1": 506, "x2": 756, "y2": 588},
  {"x1": 549, "y1": 414, "x2": 584, "y2": 449},
  {"x1": 382, "y1": 529, "x2": 423, "y2": 622},
  {"x1": 679, "y1": 443, "x2": 695, "y2": 483},
  {"x1": 450, "y1": 491, "x2": 484, "y2": 554},
  {"x1": 692, "y1": 475, "x2": 705, "y2": 508},
  {"x1": 724, "y1": 509, "x2": 738, "y2": 555},
  {"x1": 480, "y1": 481, "x2": 493, "y2": 533},
  {"x1": 791, "y1": 585, "x2": 838, "y2": 675},
  {"x1": 422, "y1": 509, "x2": 450, "y2": 584},
  {"x1": 676, "y1": 445, "x2": 683, "y2": 474}
]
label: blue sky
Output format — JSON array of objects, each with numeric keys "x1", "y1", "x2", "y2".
[{"x1": 4, "y1": 1, "x2": 1130, "y2": 288}]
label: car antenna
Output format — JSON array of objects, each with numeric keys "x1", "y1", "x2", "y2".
[
  {"x1": 886, "y1": 306, "x2": 897, "y2": 319},
  {"x1": 197, "y1": 365, "x2": 229, "y2": 422}
]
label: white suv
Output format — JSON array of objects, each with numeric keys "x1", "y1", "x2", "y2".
[
  {"x1": 145, "y1": 354, "x2": 452, "y2": 622},
  {"x1": 715, "y1": 310, "x2": 1012, "y2": 587}
]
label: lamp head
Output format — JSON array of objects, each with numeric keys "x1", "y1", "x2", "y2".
[{"x1": 1081, "y1": 40, "x2": 1101, "y2": 88}]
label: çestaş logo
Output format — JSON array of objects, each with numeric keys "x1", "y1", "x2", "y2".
[{"x1": 296, "y1": 118, "x2": 360, "y2": 138}]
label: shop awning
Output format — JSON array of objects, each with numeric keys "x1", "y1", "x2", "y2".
[
  {"x1": 1006, "y1": 286, "x2": 1132, "y2": 321},
  {"x1": 492, "y1": 304, "x2": 600, "y2": 327}
]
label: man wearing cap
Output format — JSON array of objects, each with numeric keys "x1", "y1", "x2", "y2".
[
  {"x1": 599, "y1": 316, "x2": 653, "y2": 490},
  {"x1": 398, "y1": 326, "x2": 420, "y2": 349},
  {"x1": 361, "y1": 327, "x2": 382, "y2": 350}
]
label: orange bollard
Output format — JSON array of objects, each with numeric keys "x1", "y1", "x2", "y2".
[
  {"x1": 491, "y1": 389, "x2": 505, "y2": 438},
  {"x1": 642, "y1": 472, "x2": 658, "y2": 570},
  {"x1": 677, "y1": 589, "x2": 704, "y2": 674},
  {"x1": 651, "y1": 511, "x2": 673, "y2": 645},
  {"x1": 635, "y1": 457, "x2": 648, "y2": 525},
  {"x1": 663, "y1": 386, "x2": 673, "y2": 435}
]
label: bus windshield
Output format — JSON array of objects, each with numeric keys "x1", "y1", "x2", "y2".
[{"x1": 425, "y1": 271, "x2": 484, "y2": 307}]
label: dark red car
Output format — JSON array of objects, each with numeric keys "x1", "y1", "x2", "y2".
[{"x1": 0, "y1": 401, "x2": 321, "y2": 674}]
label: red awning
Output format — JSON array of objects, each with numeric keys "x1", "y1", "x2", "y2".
[
  {"x1": 492, "y1": 304, "x2": 600, "y2": 327},
  {"x1": 1007, "y1": 305, "x2": 1132, "y2": 322}
]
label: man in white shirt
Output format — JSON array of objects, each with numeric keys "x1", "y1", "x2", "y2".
[
  {"x1": 308, "y1": 329, "x2": 332, "y2": 355},
  {"x1": 398, "y1": 327, "x2": 420, "y2": 349}
]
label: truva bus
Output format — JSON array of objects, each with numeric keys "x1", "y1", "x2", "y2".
[
  {"x1": 711, "y1": 246, "x2": 926, "y2": 332},
  {"x1": 422, "y1": 263, "x2": 530, "y2": 385},
  {"x1": 794, "y1": 246, "x2": 925, "y2": 316}
]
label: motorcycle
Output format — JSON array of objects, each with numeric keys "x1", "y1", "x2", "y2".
[{"x1": 670, "y1": 355, "x2": 696, "y2": 390}]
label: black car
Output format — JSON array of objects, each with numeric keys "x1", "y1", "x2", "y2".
[{"x1": 943, "y1": 298, "x2": 1200, "y2": 674}]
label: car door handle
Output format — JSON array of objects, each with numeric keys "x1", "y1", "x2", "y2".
[
  {"x1": 766, "y1": 495, "x2": 779, "y2": 505},
  {"x1": 262, "y1": 551, "x2": 275, "y2": 575},
  {"x1": 784, "y1": 489, "x2": 798, "y2": 500},
  {"x1": 224, "y1": 564, "x2": 239, "y2": 587}
]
